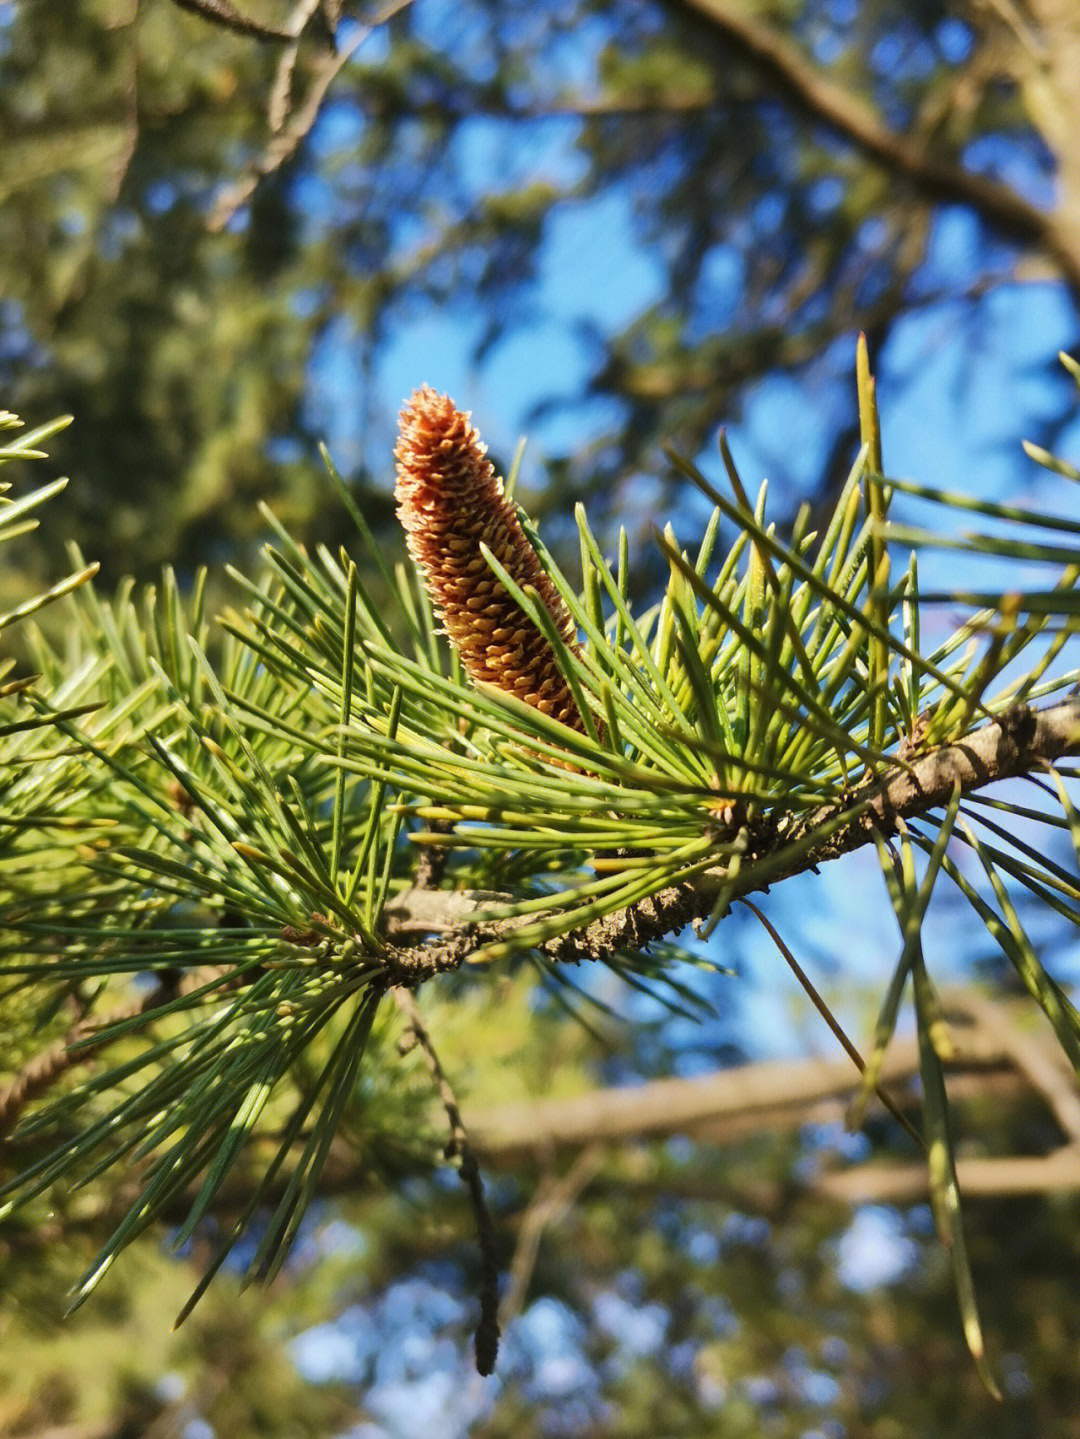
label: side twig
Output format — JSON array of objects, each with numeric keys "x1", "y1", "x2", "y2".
[
  {"x1": 393, "y1": 986, "x2": 500, "y2": 1376},
  {"x1": 207, "y1": 0, "x2": 415, "y2": 232}
]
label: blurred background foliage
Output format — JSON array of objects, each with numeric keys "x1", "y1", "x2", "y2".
[
  {"x1": 4, "y1": 0, "x2": 1079, "y2": 590},
  {"x1": 4, "y1": 0, "x2": 1080, "y2": 1434}
]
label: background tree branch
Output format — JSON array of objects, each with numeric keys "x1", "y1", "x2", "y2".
[{"x1": 673, "y1": 0, "x2": 1080, "y2": 291}]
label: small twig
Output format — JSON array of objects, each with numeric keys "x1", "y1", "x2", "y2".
[
  {"x1": 393, "y1": 986, "x2": 500, "y2": 1374},
  {"x1": 500, "y1": 1144, "x2": 604, "y2": 1329},
  {"x1": 170, "y1": 0, "x2": 293, "y2": 41},
  {"x1": 207, "y1": 0, "x2": 416, "y2": 232}
]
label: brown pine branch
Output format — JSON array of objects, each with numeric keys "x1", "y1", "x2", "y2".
[{"x1": 381, "y1": 696, "x2": 1080, "y2": 982}]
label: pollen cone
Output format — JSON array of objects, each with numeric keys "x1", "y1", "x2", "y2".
[{"x1": 394, "y1": 385, "x2": 589, "y2": 734}]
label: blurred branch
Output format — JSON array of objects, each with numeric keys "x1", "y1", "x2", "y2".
[
  {"x1": 170, "y1": 0, "x2": 294, "y2": 41},
  {"x1": 465, "y1": 1031, "x2": 964, "y2": 1161},
  {"x1": 463, "y1": 988, "x2": 1071, "y2": 1163},
  {"x1": 813, "y1": 1148, "x2": 1080, "y2": 1203},
  {"x1": 206, "y1": 0, "x2": 415, "y2": 231},
  {"x1": 268, "y1": 1, "x2": 326, "y2": 135},
  {"x1": 672, "y1": 0, "x2": 1080, "y2": 292}
]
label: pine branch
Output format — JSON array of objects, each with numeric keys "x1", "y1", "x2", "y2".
[
  {"x1": 380, "y1": 697, "x2": 1080, "y2": 979},
  {"x1": 3, "y1": 356, "x2": 1079, "y2": 1377}
]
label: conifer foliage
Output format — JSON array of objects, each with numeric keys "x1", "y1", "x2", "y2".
[{"x1": 2, "y1": 350, "x2": 1080, "y2": 1383}]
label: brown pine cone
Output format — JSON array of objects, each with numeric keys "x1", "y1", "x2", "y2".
[{"x1": 394, "y1": 385, "x2": 589, "y2": 735}]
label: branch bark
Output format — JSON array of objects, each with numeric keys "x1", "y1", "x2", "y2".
[
  {"x1": 462, "y1": 1016, "x2": 1003, "y2": 1162},
  {"x1": 383, "y1": 697, "x2": 1080, "y2": 981},
  {"x1": 462, "y1": 987, "x2": 1080, "y2": 1203},
  {"x1": 814, "y1": 1148, "x2": 1080, "y2": 1203}
]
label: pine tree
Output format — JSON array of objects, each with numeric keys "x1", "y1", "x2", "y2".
[{"x1": 2, "y1": 347, "x2": 1080, "y2": 1387}]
